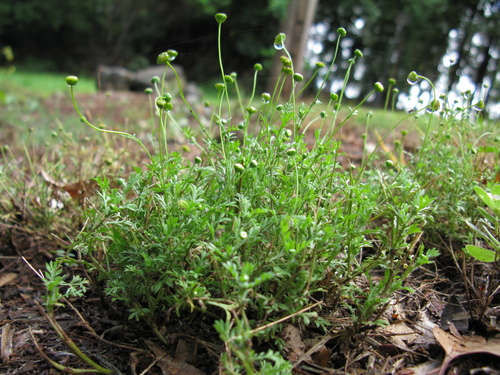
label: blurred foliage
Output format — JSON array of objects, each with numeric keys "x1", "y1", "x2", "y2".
[{"x1": 0, "y1": 0, "x2": 288, "y2": 83}]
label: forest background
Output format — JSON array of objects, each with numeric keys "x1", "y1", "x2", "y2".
[{"x1": 0, "y1": 0, "x2": 498, "y2": 116}]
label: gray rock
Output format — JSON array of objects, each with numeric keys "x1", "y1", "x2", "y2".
[
  {"x1": 97, "y1": 65, "x2": 133, "y2": 91},
  {"x1": 96, "y1": 64, "x2": 187, "y2": 93}
]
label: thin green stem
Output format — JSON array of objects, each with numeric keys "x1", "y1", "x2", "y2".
[{"x1": 69, "y1": 86, "x2": 152, "y2": 160}]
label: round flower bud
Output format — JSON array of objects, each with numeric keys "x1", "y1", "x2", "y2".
[
  {"x1": 234, "y1": 163, "x2": 245, "y2": 173},
  {"x1": 292, "y1": 73, "x2": 303, "y2": 82},
  {"x1": 164, "y1": 102, "x2": 173, "y2": 111},
  {"x1": 337, "y1": 27, "x2": 347, "y2": 37},
  {"x1": 354, "y1": 49, "x2": 363, "y2": 58},
  {"x1": 388, "y1": 78, "x2": 396, "y2": 86},
  {"x1": 315, "y1": 61, "x2": 325, "y2": 68},
  {"x1": 240, "y1": 231, "x2": 248, "y2": 239},
  {"x1": 254, "y1": 63, "x2": 263, "y2": 71},
  {"x1": 237, "y1": 123, "x2": 245, "y2": 130},
  {"x1": 284, "y1": 129, "x2": 293, "y2": 138},
  {"x1": 400, "y1": 130, "x2": 408, "y2": 136},
  {"x1": 246, "y1": 106, "x2": 257, "y2": 115},
  {"x1": 286, "y1": 148, "x2": 297, "y2": 156},
  {"x1": 156, "y1": 98, "x2": 167, "y2": 109},
  {"x1": 330, "y1": 93, "x2": 339, "y2": 101},
  {"x1": 282, "y1": 67, "x2": 293, "y2": 75},
  {"x1": 274, "y1": 33, "x2": 286, "y2": 50},
  {"x1": 215, "y1": 13, "x2": 227, "y2": 24},
  {"x1": 407, "y1": 71, "x2": 419, "y2": 85},
  {"x1": 280, "y1": 56, "x2": 292, "y2": 67},
  {"x1": 374, "y1": 82, "x2": 384, "y2": 92},
  {"x1": 385, "y1": 160, "x2": 394, "y2": 168},
  {"x1": 249, "y1": 159, "x2": 258, "y2": 168},
  {"x1": 214, "y1": 83, "x2": 226, "y2": 91},
  {"x1": 194, "y1": 156, "x2": 202, "y2": 164},
  {"x1": 167, "y1": 50, "x2": 178, "y2": 59},
  {"x1": 473, "y1": 100, "x2": 485, "y2": 111},
  {"x1": 144, "y1": 88, "x2": 153, "y2": 94},
  {"x1": 276, "y1": 104, "x2": 284, "y2": 111},
  {"x1": 427, "y1": 99, "x2": 441, "y2": 113},
  {"x1": 224, "y1": 75, "x2": 234, "y2": 84},
  {"x1": 65, "y1": 76, "x2": 78, "y2": 86},
  {"x1": 261, "y1": 92, "x2": 271, "y2": 103},
  {"x1": 230, "y1": 72, "x2": 237, "y2": 79},
  {"x1": 163, "y1": 93, "x2": 173, "y2": 102},
  {"x1": 157, "y1": 52, "x2": 169, "y2": 64}
]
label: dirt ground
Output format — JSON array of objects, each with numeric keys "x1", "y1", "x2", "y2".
[{"x1": 1, "y1": 91, "x2": 500, "y2": 374}]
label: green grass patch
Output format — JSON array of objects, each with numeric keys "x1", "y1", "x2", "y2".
[{"x1": 0, "y1": 69, "x2": 96, "y2": 97}]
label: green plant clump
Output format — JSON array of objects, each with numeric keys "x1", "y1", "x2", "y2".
[{"x1": 41, "y1": 12, "x2": 498, "y2": 373}]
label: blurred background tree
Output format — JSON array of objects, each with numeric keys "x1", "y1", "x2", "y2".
[{"x1": 0, "y1": 0, "x2": 497, "y2": 112}]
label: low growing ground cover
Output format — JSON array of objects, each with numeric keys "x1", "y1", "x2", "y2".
[{"x1": 1, "y1": 14, "x2": 499, "y2": 374}]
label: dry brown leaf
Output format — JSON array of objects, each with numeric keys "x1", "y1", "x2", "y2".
[
  {"x1": 0, "y1": 272, "x2": 17, "y2": 287},
  {"x1": 1, "y1": 323, "x2": 14, "y2": 363},
  {"x1": 279, "y1": 324, "x2": 308, "y2": 363},
  {"x1": 144, "y1": 339, "x2": 205, "y2": 375},
  {"x1": 433, "y1": 326, "x2": 500, "y2": 375}
]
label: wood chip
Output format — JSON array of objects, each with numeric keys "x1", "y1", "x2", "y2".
[{"x1": 1, "y1": 323, "x2": 14, "y2": 363}]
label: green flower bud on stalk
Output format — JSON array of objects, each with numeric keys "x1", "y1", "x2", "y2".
[
  {"x1": 407, "y1": 71, "x2": 419, "y2": 85},
  {"x1": 276, "y1": 104, "x2": 284, "y2": 111},
  {"x1": 214, "y1": 83, "x2": 226, "y2": 91},
  {"x1": 320, "y1": 111, "x2": 326, "y2": 118},
  {"x1": 237, "y1": 123, "x2": 245, "y2": 130},
  {"x1": 254, "y1": 63, "x2": 263, "y2": 71},
  {"x1": 167, "y1": 50, "x2": 178, "y2": 60},
  {"x1": 234, "y1": 163, "x2": 245, "y2": 173},
  {"x1": 194, "y1": 156, "x2": 202, "y2": 164},
  {"x1": 215, "y1": 13, "x2": 227, "y2": 24},
  {"x1": 65, "y1": 75, "x2": 78, "y2": 86},
  {"x1": 330, "y1": 93, "x2": 339, "y2": 101},
  {"x1": 280, "y1": 56, "x2": 292, "y2": 67},
  {"x1": 261, "y1": 92, "x2": 271, "y2": 103},
  {"x1": 144, "y1": 88, "x2": 153, "y2": 94},
  {"x1": 246, "y1": 106, "x2": 257, "y2": 115},
  {"x1": 284, "y1": 129, "x2": 293, "y2": 138},
  {"x1": 230, "y1": 72, "x2": 237, "y2": 79},
  {"x1": 274, "y1": 33, "x2": 286, "y2": 50},
  {"x1": 282, "y1": 67, "x2": 293, "y2": 75},
  {"x1": 164, "y1": 102, "x2": 173, "y2": 111},
  {"x1": 157, "y1": 52, "x2": 169, "y2": 64},
  {"x1": 427, "y1": 99, "x2": 441, "y2": 113},
  {"x1": 315, "y1": 61, "x2": 325, "y2": 68},
  {"x1": 224, "y1": 75, "x2": 234, "y2": 84},
  {"x1": 293, "y1": 73, "x2": 303, "y2": 82},
  {"x1": 286, "y1": 148, "x2": 297, "y2": 156},
  {"x1": 388, "y1": 78, "x2": 396, "y2": 86},
  {"x1": 156, "y1": 98, "x2": 167, "y2": 109},
  {"x1": 163, "y1": 93, "x2": 173, "y2": 102},
  {"x1": 385, "y1": 160, "x2": 394, "y2": 168},
  {"x1": 354, "y1": 49, "x2": 363, "y2": 58},
  {"x1": 473, "y1": 100, "x2": 485, "y2": 111},
  {"x1": 249, "y1": 159, "x2": 258, "y2": 168},
  {"x1": 374, "y1": 82, "x2": 384, "y2": 92},
  {"x1": 337, "y1": 27, "x2": 347, "y2": 37}
]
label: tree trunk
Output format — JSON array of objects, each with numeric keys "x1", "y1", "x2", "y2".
[{"x1": 266, "y1": 0, "x2": 319, "y2": 99}]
